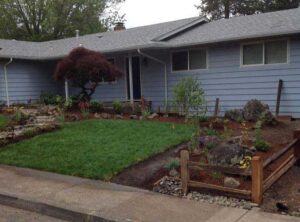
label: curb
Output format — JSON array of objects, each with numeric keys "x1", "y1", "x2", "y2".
[{"x1": 0, "y1": 193, "x2": 114, "y2": 222}]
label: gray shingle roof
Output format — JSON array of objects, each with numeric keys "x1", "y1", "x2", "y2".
[{"x1": 0, "y1": 7, "x2": 300, "y2": 60}]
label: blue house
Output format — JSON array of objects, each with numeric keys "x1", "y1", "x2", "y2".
[{"x1": 1, "y1": 8, "x2": 300, "y2": 117}]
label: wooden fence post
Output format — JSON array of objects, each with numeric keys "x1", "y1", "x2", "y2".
[
  {"x1": 214, "y1": 98, "x2": 220, "y2": 118},
  {"x1": 276, "y1": 79, "x2": 283, "y2": 117},
  {"x1": 252, "y1": 156, "x2": 263, "y2": 204},
  {"x1": 180, "y1": 150, "x2": 190, "y2": 195},
  {"x1": 293, "y1": 130, "x2": 300, "y2": 165}
]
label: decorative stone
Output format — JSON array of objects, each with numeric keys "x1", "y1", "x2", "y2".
[
  {"x1": 130, "y1": 115, "x2": 138, "y2": 120},
  {"x1": 224, "y1": 109, "x2": 244, "y2": 122},
  {"x1": 94, "y1": 113, "x2": 101, "y2": 119},
  {"x1": 169, "y1": 169, "x2": 179, "y2": 177},
  {"x1": 242, "y1": 99, "x2": 270, "y2": 122},
  {"x1": 224, "y1": 177, "x2": 240, "y2": 189},
  {"x1": 207, "y1": 143, "x2": 250, "y2": 166},
  {"x1": 148, "y1": 113, "x2": 159, "y2": 119},
  {"x1": 114, "y1": 114, "x2": 124, "y2": 119},
  {"x1": 199, "y1": 136, "x2": 220, "y2": 147},
  {"x1": 100, "y1": 113, "x2": 112, "y2": 119}
]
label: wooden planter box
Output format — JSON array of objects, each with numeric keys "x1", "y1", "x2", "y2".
[{"x1": 180, "y1": 130, "x2": 300, "y2": 204}]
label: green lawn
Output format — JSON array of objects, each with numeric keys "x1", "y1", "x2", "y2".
[
  {"x1": 0, "y1": 115, "x2": 8, "y2": 129},
  {"x1": 0, "y1": 119, "x2": 193, "y2": 180}
]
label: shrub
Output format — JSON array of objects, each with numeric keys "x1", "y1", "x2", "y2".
[
  {"x1": 89, "y1": 100, "x2": 103, "y2": 113},
  {"x1": 142, "y1": 109, "x2": 151, "y2": 119},
  {"x1": 210, "y1": 171, "x2": 223, "y2": 180},
  {"x1": 54, "y1": 47, "x2": 122, "y2": 101},
  {"x1": 173, "y1": 77, "x2": 207, "y2": 119},
  {"x1": 164, "y1": 158, "x2": 180, "y2": 170},
  {"x1": 254, "y1": 120, "x2": 270, "y2": 152},
  {"x1": 220, "y1": 126, "x2": 233, "y2": 141},
  {"x1": 122, "y1": 102, "x2": 133, "y2": 114},
  {"x1": 11, "y1": 108, "x2": 29, "y2": 125},
  {"x1": 40, "y1": 93, "x2": 57, "y2": 105},
  {"x1": 113, "y1": 100, "x2": 123, "y2": 114},
  {"x1": 78, "y1": 101, "x2": 90, "y2": 119}
]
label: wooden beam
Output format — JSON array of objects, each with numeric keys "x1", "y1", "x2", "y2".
[
  {"x1": 263, "y1": 139, "x2": 298, "y2": 168},
  {"x1": 188, "y1": 161, "x2": 251, "y2": 176},
  {"x1": 276, "y1": 79, "x2": 283, "y2": 117},
  {"x1": 293, "y1": 130, "x2": 300, "y2": 165},
  {"x1": 214, "y1": 98, "x2": 220, "y2": 117},
  {"x1": 252, "y1": 156, "x2": 263, "y2": 204},
  {"x1": 188, "y1": 180, "x2": 251, "y2": 196},
  {"x1": 263, "y1": 155, "x2": 296, "y2": 192},
  {"x1": 180, "y1": 150, "x2": 190, "y2": 195}
]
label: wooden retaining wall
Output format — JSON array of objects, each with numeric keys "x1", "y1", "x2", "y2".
[{"x1": 180, "y1": 130, "x2": 300, "y2": 204}]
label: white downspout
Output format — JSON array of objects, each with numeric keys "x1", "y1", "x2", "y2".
[
  {"x1": 137, "y1": 49, "x2": 168, "y2": 112},
  {"x1": 3, "y1": 58, "x2": 13, "y2": 107},
  {"x1": 128, "y1": 55, "x2": 134, "y2": 105},
  {"x1": 65, "y1": 79, "x2": 69, "y2": 100}
]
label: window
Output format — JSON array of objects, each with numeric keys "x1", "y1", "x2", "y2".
[
  {"x1": 265, "y1": 40, "x2": 287, "y2": 64},
  {"x1": 242, "y1": 40, "x2": 288, "y2": 66},
  {"x1": 189, "y1": 49, "x2": 207, "y2": 70},
  {"x1": 172, "y1": 51, "x2": 188, "y2": 71},
  {"x1": 243, "y1": 43, "x2": 263, "y2": 65},
  {"x1": 172, "y1": 49, "x2": 207, "y2": 71}
]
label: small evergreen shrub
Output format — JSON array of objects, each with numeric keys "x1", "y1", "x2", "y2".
[
  {"x1": 90, "y1": 100, "x2": 103, "y2": 113},
  {"x1": 113, "y1": 100, "x2": 123, "y2": 114}
]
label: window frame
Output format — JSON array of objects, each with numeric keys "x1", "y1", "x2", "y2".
[
  {"x1": 100, "y1": 57, "x2": 118, "y2": 84},
  {"x1": 240, "y1": 38, "x2": 290, "y2": 67},
  {"x1": 171, "y1": 47, "x2": 209, "y2": 73}
]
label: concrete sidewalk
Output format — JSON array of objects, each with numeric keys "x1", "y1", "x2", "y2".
[{"x1": 0, "y1": 165, "x2": 298, "y2": 222}]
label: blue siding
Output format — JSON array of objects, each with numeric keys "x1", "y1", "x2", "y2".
[
  {"x1": 140, "y1": 38, "x2": 300, "y2": 117},
  {"x1": 1, "y1": 37, "x2": 300, "y2": 118},
  {"x1": 0, "y1": 60, "x2": 62, "y2": 104}
]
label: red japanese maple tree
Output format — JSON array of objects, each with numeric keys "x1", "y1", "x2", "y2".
[{"x1": 54, "y1": 47, "x2": 122, "y2": 101}]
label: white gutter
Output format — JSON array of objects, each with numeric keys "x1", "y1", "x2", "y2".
[
  {"x1": 3, "y1": 58, "x2": 13, "y2": 107},
  {"x1": 137, "y1": 49, "x2": 168, "y2": 112}
]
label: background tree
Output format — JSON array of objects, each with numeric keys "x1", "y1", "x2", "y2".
[
  {"x1": 54, "y1": 47, "x2": 122, "y2": 101},
  {"x1": 0, "y1": 0, "x2": 125, "y2": 41},
  {"x1": 196, "y1": 0, "x2": 300, "y2": 20}
]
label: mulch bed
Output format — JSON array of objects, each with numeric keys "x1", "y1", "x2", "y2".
[{"x1": 112, "y1": 118, "x2": 300, "y2": 211}]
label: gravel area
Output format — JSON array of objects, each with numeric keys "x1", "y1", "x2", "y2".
[{"x1": 153, "y1": 177, "x2": 258, "y2": 210}]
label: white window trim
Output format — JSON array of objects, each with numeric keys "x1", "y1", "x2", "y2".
[
  {"x1": 240, "y1": 38, "x2": 290, "y2": 67},
  {"x1": 171, "y1": 48, "x2": 209, "y2": 73},
  {"x1": 100, "y1": 57, "x2": 118, "y2": 85}
]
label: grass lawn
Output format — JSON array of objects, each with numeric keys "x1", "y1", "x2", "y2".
[
  {"x1": 0, "y1": 115, "x2": 8, "y2": 129},
  {"x1": 0, "y1": 119, "x2": 193, "y2": 180}
]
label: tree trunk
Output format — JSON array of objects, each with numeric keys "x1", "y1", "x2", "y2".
[{"x1": 224, "y1": 0, "x2": 230, "y2": 18}]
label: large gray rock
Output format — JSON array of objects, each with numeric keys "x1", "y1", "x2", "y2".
[
  {"x1": 224, "y1": 109, "x2": 244, "y2": 122},
  {"x1": 224, "y1": 177, "x2": 240, "y2": 189},
  {"x1": 207, "y1": 143, "x2": 251, "y2": 166},
  {"x1": 199, "y1": 136, "x2": 220, "y2": 148},
  {"x1": 242, "y1": 100, "x2": 270, "y2": 122}
]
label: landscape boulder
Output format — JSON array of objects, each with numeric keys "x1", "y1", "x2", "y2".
[
  {"x1": 224, "y1": 109, "x2": 244, "y2": 122},
  {"x1": 242, "y1": 100, "x2": 270, "y2": 122},
  {"x1": 207, "y1": 143, "x2": 252, "y2": 167},
  {"x1": 224, "y1": 177, "x2": 240, "y2": 189}
]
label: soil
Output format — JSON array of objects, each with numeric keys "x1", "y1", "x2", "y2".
[
  {"x1": 112, "y1": 118, "x2": 300, "y2": 214},
  {"x1": 261, "y1": 166, "x2": 300, "y2": 214}
]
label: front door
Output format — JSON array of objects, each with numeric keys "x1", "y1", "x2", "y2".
[{"x1": 126, "y1": 57, "x2": 141, "y2": 100}]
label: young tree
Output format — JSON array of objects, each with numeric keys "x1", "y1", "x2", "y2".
[
  {"x1": 0, "y1": 0, "x2": 125, "y2": 41},
  {"x1": 54, "y1": 47, "x2": 122, "y2": 102},
  {"x1": 196, "y1": 0, "x2": 299, "y2": 20}
]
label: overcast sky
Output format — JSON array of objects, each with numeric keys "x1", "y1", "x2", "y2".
[{"x1": 119, "y1": 0, "x2": 200, "y2": 28}]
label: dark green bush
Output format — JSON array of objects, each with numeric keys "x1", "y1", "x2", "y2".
[
  {"x1": 90, "y1": 100, "x2": 103, "y2": 113},
  {"x1": 113, "y1": 100, "x2": 123, "y2": 114}
]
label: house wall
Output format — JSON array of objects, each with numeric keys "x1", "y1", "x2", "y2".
[
  {"x1": 140, "y1": 37, "x2": 300, "y2": 118},
  {"x1": 0, "y1": 60, "x2": 62, "y2": 104}
]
